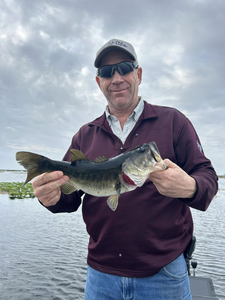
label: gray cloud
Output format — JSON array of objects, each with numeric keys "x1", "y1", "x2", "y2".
[{"x1": 0, "y1": 0, "x2": 224, "y2": 175}]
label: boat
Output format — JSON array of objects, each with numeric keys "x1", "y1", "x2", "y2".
[{"x1": 185, "y1": 236, "x2": 219, "y2": 299}]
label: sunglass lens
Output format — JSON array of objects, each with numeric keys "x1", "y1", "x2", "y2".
[
  {"x1": 98, "y1": 66, "x2": 112, "y2": 78},
  {"x1": 118, "y1": 62, "x2": 133, "y2": 75},
  {"x1": 98, "y1": 62, "x2": 135, "y2": 78}
]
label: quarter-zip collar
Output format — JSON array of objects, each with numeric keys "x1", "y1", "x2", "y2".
[
  {"x1": 88, "y1": 100, "x2": 158, "y2": 130},
  {"x1": 104, "y1": 98, "x2": 145, "y2": 144}
]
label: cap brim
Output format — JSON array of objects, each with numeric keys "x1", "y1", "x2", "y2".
[{"x1": 94, "y1": 46, "x2": 136, "y2": 68}]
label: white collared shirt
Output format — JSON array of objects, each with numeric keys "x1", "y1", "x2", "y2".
[{"x1": 105, "y1": 97, "x2": 144, "y2": 144}]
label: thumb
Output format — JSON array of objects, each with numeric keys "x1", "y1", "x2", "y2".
[{"x1": 163, "y1": 158, "x2": 176, "y2": 169}]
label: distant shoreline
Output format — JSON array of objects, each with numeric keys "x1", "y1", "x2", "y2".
[{"x1": 0, "y1": 170, "x2": 26, "y2": 172}]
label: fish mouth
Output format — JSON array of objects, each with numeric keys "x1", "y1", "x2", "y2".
[
  {"x1": 149, "y1": 144, "x2": 167, "y2": 170},
  {"x1": 150, "y1": 148, "x2": 160, "y2": 162},
  {"x1": 135, "y1": 143, "x2": 162, "y2": 164},
  {"x1": 149, "y1": 143, "x2": 161, "y2": 162}
]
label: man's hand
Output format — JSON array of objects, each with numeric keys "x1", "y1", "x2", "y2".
[
  {"x1": 32, "y1": 171, "x2": 69, "y2": 207},
  {"x1": 149, "y1": 159, "x2": 197, "y2": 198}
]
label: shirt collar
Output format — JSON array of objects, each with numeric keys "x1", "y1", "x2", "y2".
[{"x1": 105, "y1": 97, "x2": 144, "y2": 123}]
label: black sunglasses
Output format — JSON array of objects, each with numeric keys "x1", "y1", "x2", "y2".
[{"x1": 97, "y1": 61, "x2": 139, "y2": 78}]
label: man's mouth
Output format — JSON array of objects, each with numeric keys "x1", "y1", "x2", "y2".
[{"x1": 111, "y1": 88, "x2": 127, "y2": 93}]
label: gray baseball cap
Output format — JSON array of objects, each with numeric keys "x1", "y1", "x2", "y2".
[{"x1": 94, "y1": 39, "x2": 138, "y2": 68}]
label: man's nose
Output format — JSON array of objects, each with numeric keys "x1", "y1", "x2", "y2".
[{"x1": 111, "y1": 70, "x2": 124, "y2": 84}]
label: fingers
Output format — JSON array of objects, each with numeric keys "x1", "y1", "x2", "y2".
[
  {"x1": 150, "y1": 159, "x2": 174, "y2": 179},
  {"x1": 163, "y1": 158, "x2": 175, "y2": 168},
  {"x1": 32, "y1": 171, "x2": 69, "y2": 207},
  {"x1": 32, "y1": 171, "x2": 64, "y2": 188},
  {"x1": 149, "y1": 159, "x2": 197, "y2": 198},
  {"x1": 38, "y1": 188, "x2": 62, "y2": 207}
]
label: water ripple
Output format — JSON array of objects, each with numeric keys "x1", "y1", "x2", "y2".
[
  {"x1": 0, "y1": 177, "x2": 225, "y2": 299},
  {"x1": 191, "y1": 179, "x2": 225, "y2": 299}
]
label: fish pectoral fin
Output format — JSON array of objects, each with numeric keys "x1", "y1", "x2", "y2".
[
  {"x1": 94, "y1": 156, "x2": 108, "y2": 163},
  {"x1": 70, "y1": 149, "x2": 89, "y2": 162},
  {"x1": 60, "y1": 182, "x2": 77, "y2": 195},
  {"x1": 107, "y1": 195, "x2": 119, "y2": 211},
  {"x1": 107, "y1": 180, "x2": 121, "y2": 211}
]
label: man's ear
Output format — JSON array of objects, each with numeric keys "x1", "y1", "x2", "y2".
[
  {"x1": 96, "y1": 76, "x2": 102, "y2": 90},
  {"x1": 137, "y1": 67, "x2": 142, "y2": 85}
]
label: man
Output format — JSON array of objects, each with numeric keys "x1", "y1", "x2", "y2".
[{"x1": 33, "y1": 39, "x2": 218, "y2": 299}]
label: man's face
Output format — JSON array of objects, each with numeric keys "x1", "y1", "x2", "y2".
[{"x1": 96, "y1": 51, "x2": 142, "y2": 114}]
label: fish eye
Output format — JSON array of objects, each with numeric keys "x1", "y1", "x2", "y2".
[{"x1": 139, "y1": 146, "x2": 145, "y2": 153}]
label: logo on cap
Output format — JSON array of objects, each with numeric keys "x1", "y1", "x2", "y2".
[{"x1": 108, "y1": 40, "x2": 128, "y2": 48}]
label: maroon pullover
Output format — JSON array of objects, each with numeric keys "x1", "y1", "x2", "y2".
[{"x1": 46, "y1": 101, "x2": 218, "y2": 277}]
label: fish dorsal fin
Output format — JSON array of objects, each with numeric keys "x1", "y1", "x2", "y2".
[
  {"x1": 94, "y1": 156, "x2": 108, "y2": 163},
  {"x1": 70, "y1": 149, "x2": 89, "y2": 162},
  {"x1": 60, "y1": 182, "x2": 77, "y2": 194}
]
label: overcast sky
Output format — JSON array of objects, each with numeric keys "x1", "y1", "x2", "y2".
[{"x1": 0, "y1": 0, "x2": 224, "y2": 175}]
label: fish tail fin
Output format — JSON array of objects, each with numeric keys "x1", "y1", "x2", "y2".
[{"x1": 16, "y1": 151, "x2": 45, "y2": 185}]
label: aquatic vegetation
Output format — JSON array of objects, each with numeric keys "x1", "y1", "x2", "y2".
[{"x1": 0, "y1": 182, "x2": 35, "y2": 199}]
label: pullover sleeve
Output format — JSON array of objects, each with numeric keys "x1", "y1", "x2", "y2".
[
  {"x1": 175, "y1": 116, "x2": 218, "y2": 211},
  {"x1": 44, "y1": 192, "x2": 82, "y2": 213}
]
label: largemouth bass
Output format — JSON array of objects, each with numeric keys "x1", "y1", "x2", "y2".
[{"x1": 16, "y1": 142, "x2": 167, "y2": 211}]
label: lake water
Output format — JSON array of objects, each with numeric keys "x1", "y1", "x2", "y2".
[{"x1": 0, "y1": 171, "x2": 225, "y2": 300}]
